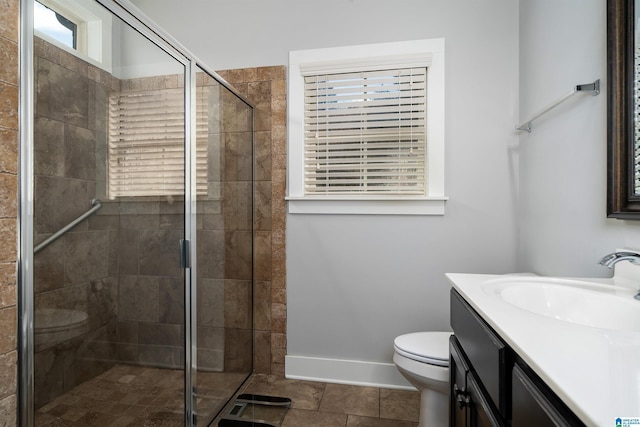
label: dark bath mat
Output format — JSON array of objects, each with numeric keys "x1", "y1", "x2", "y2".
[{"x1": 218, "y1": 394, "x2": 291, "y2": 427}]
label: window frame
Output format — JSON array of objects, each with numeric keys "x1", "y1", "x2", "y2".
[
  {"x1": 287, "y1": 39, "x2": 447, "y2": 215},
  {"x1": 34, "y1": 0, "x2": 113, "y2": 72}
]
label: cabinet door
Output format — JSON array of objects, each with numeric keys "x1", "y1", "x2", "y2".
[
  {"x1": 450, "y1": 337, "x2": 469, "y2": 427},
  {"x1": 467, "y1": 373, "x2": 505, "y2": 427},
  {"x1": 450, "y1": 336, "x2": 505, "y2": 427},
  {"x1": 512, "y1": 364, "x2": 582, "y2": 427}
]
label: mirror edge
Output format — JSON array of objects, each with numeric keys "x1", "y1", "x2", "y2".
[{"x1": 607, "y1": 0, "x2": 640, "y2": 219}]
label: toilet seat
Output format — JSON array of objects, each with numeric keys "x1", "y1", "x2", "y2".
[{"x1": 393, "y1": 332, "x2": 451, "y2": 367}]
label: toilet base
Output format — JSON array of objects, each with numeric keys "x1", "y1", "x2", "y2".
[{"x1": 417, "y1": 387, "x2": 448, "y2": 427}]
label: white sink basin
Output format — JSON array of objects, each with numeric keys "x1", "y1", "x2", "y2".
[{"x1": 482, "y1": 277, "x2": 640, "y2": 331}]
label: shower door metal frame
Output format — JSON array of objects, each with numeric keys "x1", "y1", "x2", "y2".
[
  {"x1": 18, "y1": 0, "x2": 254, "y2": 426},
  {"x1": 18, "y1": 1, "x2": 35, "y2": 425}
]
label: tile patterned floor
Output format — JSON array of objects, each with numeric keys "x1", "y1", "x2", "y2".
[
  {"x1": 224, "y1": 374, "x2": 421, "y2": 427},
  {"x1": 34, "y1": 365, "x2": 420, "y2": 427}
]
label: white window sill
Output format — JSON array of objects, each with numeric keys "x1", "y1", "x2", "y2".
[{"x1": 286, "y1": 197, "x2": 448, "y2": 215}]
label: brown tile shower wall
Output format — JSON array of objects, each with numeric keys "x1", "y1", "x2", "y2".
[
  {"x1": 114, "y1": 75, "x2": 188, "y2": 371},
  {"x1": 114, "y1": 198, "x2": 186, "y2": 369},
  {"x1": 0, "y1": 0, "x2": 18, "y2": 422},
  {"x1": 217, "y1": 82, "x2": 254, "y2": 373},
  {"x1": 115, "y1": 73, "x2": 255, "y2": 374},
  {"x1": 217, "y1": 66, "x2": 287, "y2": 377},
  {"x1": 32, "y1": 38, "x2": 119, "y2": 408}
]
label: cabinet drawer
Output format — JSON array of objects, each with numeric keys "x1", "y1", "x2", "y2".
[{"x1": 451, "y1": 289, "x2": 509, "y2": 416}]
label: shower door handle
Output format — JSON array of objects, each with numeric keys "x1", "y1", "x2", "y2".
[{"x1": 180, "y1": 239, "x2": 191, "y2": 269}]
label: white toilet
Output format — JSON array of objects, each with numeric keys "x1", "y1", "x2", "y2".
[{"x1": 393, "y1": 331, "x2": 451, "y2": 427}]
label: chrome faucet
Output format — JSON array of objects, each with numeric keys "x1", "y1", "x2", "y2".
[
  {"x1": 598, "y1": 251, "x2": 640, "y2": 300},
  {"x1": 599, "y1": 251, "x2": 640, "y2": 268}
]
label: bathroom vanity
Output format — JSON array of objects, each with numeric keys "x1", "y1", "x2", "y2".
[
  {"x1": 450, "y1": 289, "x2": 583, "y2": 426},
  {"x1": 447, "y1": 273, "x2": 640, "y2": 426}
]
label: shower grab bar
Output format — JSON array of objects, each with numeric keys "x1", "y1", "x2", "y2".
[
  {"x1": 515, "y1": 79, "x2": 600, "y2": 133},
  {"x1": 34, "y1": 199, "x2": 102, "y2": 254}
]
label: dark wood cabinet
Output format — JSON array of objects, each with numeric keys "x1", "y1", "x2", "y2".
[
  {"x1": 511, "y1": 363, "x2": 584, "y2": 427},
  {"x1": 467, "y1": 373, "x2": 504, "y2": 427},
  {"x1": 450, "y1": 289, "x2": 585, "y2": 427},
  {"x1": 450, "y1": 337, "x2": 505, "y2": 427},
  {"x1": 450, "y1": 290, "x2": 509, "y2": 417},
  {"x1": 450, "y1": 337, "x2": 470, "y2": 427}
]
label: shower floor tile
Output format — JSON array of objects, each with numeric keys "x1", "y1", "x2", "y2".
[{"x1": 34, "y1": 364, "x2": 247, "y2": 427}]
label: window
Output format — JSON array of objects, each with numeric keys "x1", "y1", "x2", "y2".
[
  {"x1": 108, "y1": 87, "x2": 209, "y2": 198},
  {"x1": 287, "y1": 39, "x2": 447, "y2": 215},
  {"x1": 33, "y1": 0, "x2": 112, "y2": 71},
  {"x1": 34, "y1": 1, "x2": 77, "y2": 49},
  {"x1": 304, "y1": 68, "x2": 426, "y2": 196}
]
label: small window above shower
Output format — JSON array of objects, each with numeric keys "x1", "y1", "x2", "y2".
[
  {"x1": 34, "y1": 1, "x2": 77, "y2": 49},
  {"x1": 33, "y1": 0, "x2": 113, "y2": 71}
]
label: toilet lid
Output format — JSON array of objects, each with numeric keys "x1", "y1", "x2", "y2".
[{"x1": 394, "y1": 332, "x2": 451, "y2": 367}]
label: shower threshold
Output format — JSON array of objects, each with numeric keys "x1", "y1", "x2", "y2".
[{"x1": 217, "y1": 394, "x2": 291, "y2": 427}]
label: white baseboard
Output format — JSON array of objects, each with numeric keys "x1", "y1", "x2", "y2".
[{"x1": 285, "y1": 355, "x2": 416, "y2": 390}]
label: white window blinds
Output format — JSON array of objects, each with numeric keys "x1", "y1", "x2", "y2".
[
  {"x1": 304, "y1": 67, "x2": 427, "y2": 195},
  {"x1": 108, "y1": 87, "x2": 208, "y2": 198}
]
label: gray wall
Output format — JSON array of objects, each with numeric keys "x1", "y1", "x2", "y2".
[
  {"x1": 132, "y1": 0, "x2": 521, "y2": 366},
  {"x1": 518, "y1": 0, "x2": 640, "y2": 276}
]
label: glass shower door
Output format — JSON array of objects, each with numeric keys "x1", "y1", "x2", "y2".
[
  {"x1": 191, "y1": 67, "x2": 254, "y2": 425},
  {"x1": 31, "y1": 1, "x2": 188, "y2": 424},
  {"x1": 24, "y1": 1, "x2": 255, "y2": 425}
]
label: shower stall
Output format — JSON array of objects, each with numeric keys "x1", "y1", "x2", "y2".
[{"x1": 19, "y1": 0, "x2": 254, "y2": 425}]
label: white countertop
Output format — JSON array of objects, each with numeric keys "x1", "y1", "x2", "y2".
[{"x1": 446, "y1": 273, "x2": 640, "y2": 427}]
